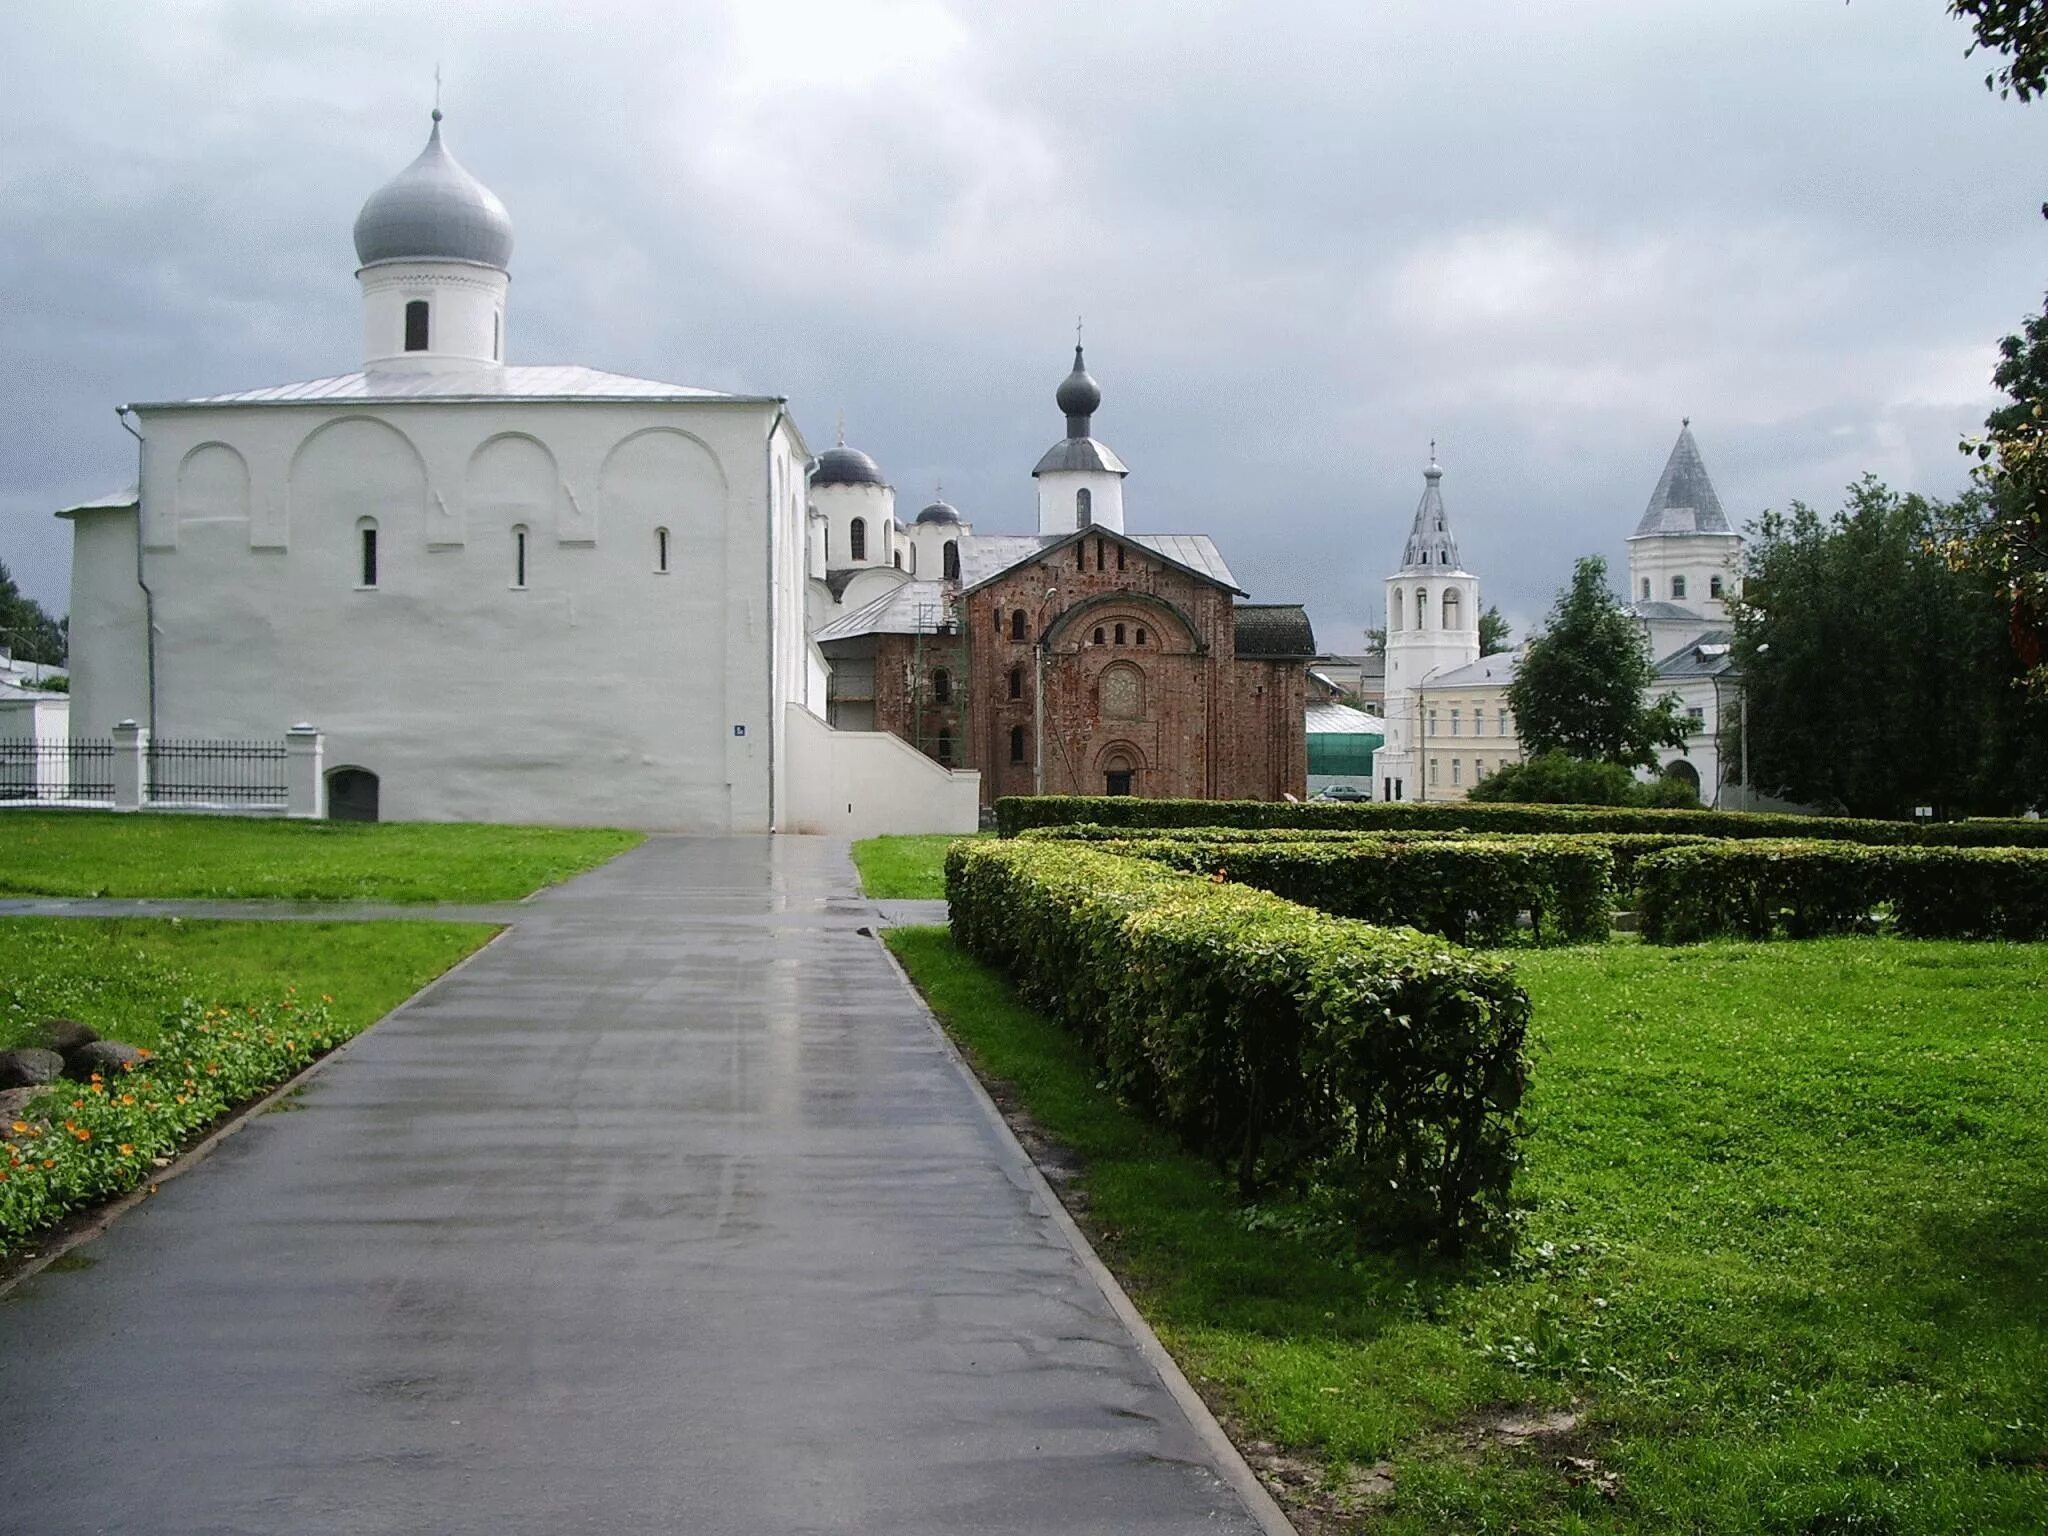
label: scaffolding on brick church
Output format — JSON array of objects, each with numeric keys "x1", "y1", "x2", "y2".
[{"x1": 908, "y1": 594, "x2": 961, "y2": 767}]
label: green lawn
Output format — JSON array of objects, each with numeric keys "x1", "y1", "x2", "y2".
[
  {"x1": 0, "y1": 813, "x2": 641, "y2": 902},
  {"x1": 1, "y1": 918, "x2": 498, "y2": 1052},
  {"x1": 889, "y1": 928, "x2": 2048, "y2": 1534},
  {"x1": 851, "y1": 832, "x2": 984, "y2": 899}
]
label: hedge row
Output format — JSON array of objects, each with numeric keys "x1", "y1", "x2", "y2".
[
  {"x1": 946, "y1": 839, "x2": 1529, "y2": 1252},
  {"x1": 1638, "y1": 842, "x2": 2048, "y2": 942},
  {"x1": 994, "y1": 795, "x2": 2048, "y2": 848},
  {"x1": 1023, "y1": 823, "x2": 1711, "y2": 892},
  {"x1": 1101, "y1": 835, "x2": 1614, "y2": 946}
]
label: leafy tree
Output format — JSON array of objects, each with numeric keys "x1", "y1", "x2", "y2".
[
  {"x1": 1507, "y1": 556, "x2": 1688, "y2": 768},
  {"x1": 1734, "y1": 477, "x2": 2046, "y2": 817},
  {"x1": 0, "y1": 557, "x2": 66, "y2": 667},
  {"x1": 1468, "y1": 749, "x2": 1699, "y2": 807},
  {"x1": 1949, "y1": 0, "x2": 2048, "y2": 100},
  {"x1": 1362, "y1": 626, "x2": 1386, "y2": 657},
  {"x1": 1478, "y1": 604, "x2": 1512, "y2": 657}
]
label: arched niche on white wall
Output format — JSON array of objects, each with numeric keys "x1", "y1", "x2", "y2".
[
  {"x1": 465, "y1": 432, "x2": 566, "y2": 544},
  {"x1": 288, "y1": 416, "x2": 429, "y2": 575},
  {"x1": 176, "y1": 442, "x2": 251, "y2": 528}
]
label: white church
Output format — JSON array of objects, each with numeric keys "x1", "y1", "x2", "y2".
[
  {"x1": 57, "y1": 110, "x2": 988, "y2": 834},
  {"x1": 1371, "y1": 424, "x2": 1748, "y2": 804}
]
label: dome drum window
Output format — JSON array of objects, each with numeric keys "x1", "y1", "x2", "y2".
[
  {"x1": 849, "y1": 518, "x2": 867, "y2": 562},
  {"x1": 404, "y1": 300, "x2": 430, "y2": 352}
]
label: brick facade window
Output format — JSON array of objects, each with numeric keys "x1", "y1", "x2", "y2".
[
  {"x1": 932, "y1": 668, "x2": 951, "y2": 704},
  {"x1": 937, "y1": 730, "x2": 953, "y2": 765},
  {"x1": 1010, "y1": 609, "x2": 1027, "y2": 641},
  {"x1": 1093, "y1": 626, "x2": 1106, "y2": 645},
  {"x1": 1135, "y1": 626, "x2": 1147, "y2": 645},
  {"x1": 1114, "y1": 622, "x2": 1126, "y2": 644},
  {"x1": 1010, "y1": 725, "x2": 1026, "y2": 762},
  {"x1": 1008, "y1": 666, "x2": 1023, "y2": 699}
]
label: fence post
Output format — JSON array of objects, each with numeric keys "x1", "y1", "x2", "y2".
[
  {"x1": 286, "y1": 724, "x2": 326, "y2": 820},
  {"x1": 111, "y1": 720, "x2": 149, "y2": 812}
]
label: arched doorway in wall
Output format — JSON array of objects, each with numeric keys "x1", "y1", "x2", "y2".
[
  {"x1": 1098, "y1": 744, "x2": 1142, "y2": 797},
  {"x1": 327, "y1": 766, "x2": 381, "y2": 822},
  {"x1": 1662, "y1": 759, "x2": 1701, "y2": 796}
]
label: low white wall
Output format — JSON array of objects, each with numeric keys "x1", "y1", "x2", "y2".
[{"x1": 783, "y1": 703, "x2": 980, "y2": 837}]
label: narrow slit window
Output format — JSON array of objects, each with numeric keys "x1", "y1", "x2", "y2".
[
  {"x1": 656, "y1": 527, "x2": 671, "y2": 573},
  {"x1": 1096, "y1": 539, "x2": 1105, "y2": 572},
  {"x1": 1077, "y1": 488, "x2": 1092, "y2": 528},
  {"x1": 1011, "y1": 609, "x2": 1027, "y2": 641},
  {"x1": 1008, "y1": 666, "x2": 1023, "y2": 700},
  {"x1": 1010, "y1": 725, "x2": 1026, "y2": 763},
  {"x1": 1116, "y1": 544, "x2": 1125, "y2": 571},
  {"x1": 932, "y1": 669, "x2": 951, "y2": 704},
  {"x1": 1093, "y1": 626, "x2": 1106, "y2": 645},
  {"x1": 404, "y1": 300, "x2": 430, "y2": 352},
  {"x1": 1135, "y1": 626, "x2": 1147, "y2": 645},
  {"x1": 1114, "y1": 622, "x2": 1126, "y2": 645},
  {"x1": 850, "y1": 517, "x2": 867, "y2": 562},
  {"x1": 358, "y1": 523, "x2": 378, "y2": 588},
  {"x1": 936, "y1": 731, "x2": 954, "y2": 765},
  {"x1": 513, "y1": 525, "x2": 529, "y2": 588}
]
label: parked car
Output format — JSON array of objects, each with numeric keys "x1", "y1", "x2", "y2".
[{"x1": 1313, "y1": 784, "x2": 1368, "y2": 802}]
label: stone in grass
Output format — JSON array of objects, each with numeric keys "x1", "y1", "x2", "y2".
[
  {"x1": 65, "y1": 1041, "x2": 145, "y2": 1081},
  {"x1": 0, "y1": 1048, "x2": 67, "y2": 1089},
  {"x1": 0, "y1": 1084, "x2": 49, "y2": 1132},
  {"x1": 34, "y1": 1018, "x2": 98, "y2": 1056}
]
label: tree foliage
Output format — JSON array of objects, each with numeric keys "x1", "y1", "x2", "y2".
[
  {"x1": 0, "y1": 558, "x2": 66, "y2": 667},
  {"x1": 1468, "y1": 749, "x2": 1700, "y2": 808},
  {"x1": 1949, "y1": 0, "x2": 2048, "y2": 101},
  {"x1": 1955, "y1": 295, "x2": 2048, "y2": 691},
  {"x1": 1734, "y1": 478, "x2": 2047, "y2": 818},
  {"x1": 1478, "y1": 604, "x2": 1512, "y2": 657},
  {"x1": 1508, "y1": 556, "x2": 1688, "y2": 769}
]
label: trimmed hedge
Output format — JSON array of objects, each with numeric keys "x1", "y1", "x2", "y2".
[
  {"x1": 946, "y1": 839, "x2": 1529, "y2": 1252},
  {"x1": 1637, "y1": 842, "x2": 2048, "y2": 943},
  {"x1": 1104, "y1": 835, "x2": 1614, "y2": 946},
  {"x1": 1022, "y1": 823, "x2": 1709, "y2": 894},
  {"x1": 994, "y1": 795, "x2": 2048, "y2": 848}
]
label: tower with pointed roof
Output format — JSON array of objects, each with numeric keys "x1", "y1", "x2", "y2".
[
  {"x1": 1625, "y1": 421, "x2": 1743, "y2": 657},
  {"x1": 1371, "y1": 453, "x2": 1481, "y2": 802},
  {"x1": 1033, "y1": 346, "x2": 1128, "y2": 535},
  {"x1": 353, "y1": 108, "x2": 514, "y2": 373}
]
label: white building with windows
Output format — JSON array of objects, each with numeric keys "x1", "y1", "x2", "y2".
[
  {"x1": 1371, "y1": 455, "x2": 1481, "y2": 803},
  {"x1": 1371, "y1": 424, "x2": 1751, "y2": 805},
  {"x1": 58, "y1": 109, "x2": 980, "y2": 832}
]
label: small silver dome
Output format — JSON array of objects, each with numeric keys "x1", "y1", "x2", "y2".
[
  {"x1": 812, "y1": 445, "x2": 887, "y2": 488},
  {"x1": 354, "y1": 111, "x2": 514, "y2": 270},
  {"x1": 915, "y1": 499, "x2": 960, "y2": 524},
  {"x1": 1056, "y1": 344, "x2": 1101, "y2": 421}
]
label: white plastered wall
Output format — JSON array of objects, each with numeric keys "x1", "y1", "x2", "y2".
[
  {"x1": 103, "y1": 395, "x2": 799, "y2": 829},
  {"x1": 61, "y1": 506, "x2": 149, "y2": 736},
  {"x1": 782, "y1": 703, "x2": 980, "y2": 836}
]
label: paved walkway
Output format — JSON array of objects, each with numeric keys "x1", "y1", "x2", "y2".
[{"x1": 0, "y1": 838, "x2": 1268, "y2": 1535}]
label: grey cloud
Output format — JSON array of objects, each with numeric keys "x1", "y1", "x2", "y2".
[{"x1": 2, "y1": 0, "x2": 2043, "y2": 656}]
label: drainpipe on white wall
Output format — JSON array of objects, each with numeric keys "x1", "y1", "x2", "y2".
[
  {"x1": 116, "y1": 406, "x2": 157, "y2": 738},
  {"x1": 763, "y1": 401, "x2": 786, "y2": 832}
]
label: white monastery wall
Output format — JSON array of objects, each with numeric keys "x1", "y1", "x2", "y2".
[
  {"x1": 782, "y1": 703, "x2": 980, "y2": 837},
  {"x1": 107, "y1": 396, "x2": 801, "y2": 830},
  {"x1": 63, "y1": 506, "x2": 150, "y2": 737}
]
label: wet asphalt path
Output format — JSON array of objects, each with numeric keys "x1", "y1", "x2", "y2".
[{"x1": 0, "y1": 837, "x2": 1265, "y2": 1535}]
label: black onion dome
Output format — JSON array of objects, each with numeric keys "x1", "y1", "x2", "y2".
[
  {"x1": 1056, "y1": 344, "x2": 1101, "y2": 422},
  {"x1": 915, "y1": 499, "x2": 960, "y2": 524},
  {"x1": 812, "y1": 445, "x2": 887, "y2": 488}
]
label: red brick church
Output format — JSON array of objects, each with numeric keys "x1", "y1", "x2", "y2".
[{"x1": 808, "y1": 348, "x2": 1312, "y2": 810}]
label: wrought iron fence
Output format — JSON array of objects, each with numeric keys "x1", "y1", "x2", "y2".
[
  {"x1": 146, "y1": 739, "x2": 288, "y2": 806},
  {"x1": 0, "y1": 738, "x2": 115, "y2": 803}
]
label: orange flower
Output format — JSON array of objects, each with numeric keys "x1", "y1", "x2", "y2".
[
  {"x1": 118, "y1": 1144, "x2": 134, "y2": 1157},
  {"x1": 10, "y1": 1120, "x2": 28, "y2": 1134},
  {"x1": 72, "y1": 1127, "x2": 92, "y2": 1142},
  {"x1": 135, "y1": 1048, "x2": 152, "y2": 1059},
  {"x1": 41, "y1": 1158, "x2": 56, "y2": 1170},
  {"x1": 321, "y1": 994, "x2": 333, "y2": 1003}
]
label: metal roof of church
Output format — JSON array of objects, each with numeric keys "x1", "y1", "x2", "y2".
[
  {"x1": 1234, "y1": 604, "x2": 1318, "y2": 657},
  {"x1": 1653, "y1": 630, "x2": 1739, "y2": 679},
  {"x1": 1398, "y1": 457, "x2": 1466, "y2": 573},
  {"x1": 1625, "y1": 600, "x2": 1705, "y2": 621},
  {"x1": 955, "y1": 532, "x2": 1240, "y2": 593},
  {"x1": 134, "y1": 366, "x2": 777, "y2": 410},
  {"x1": 1306, "y1": 701, "x2": 1384, "y2": 735},
  {"x1": 1421, "y1": 652, "x2": 1520, "y2": 689},
  {"x1": 812, "y1": 581, "x2": 950, "y2": 643},
  {"x1": 1634, "y1": 422, "x2": 1734, "y2": 537}
]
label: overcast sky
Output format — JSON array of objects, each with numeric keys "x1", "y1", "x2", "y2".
[{"x1": 3, "y1": 0, "x2": 2044, "y2": 650}]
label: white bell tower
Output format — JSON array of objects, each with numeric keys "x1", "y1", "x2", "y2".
[{"x1": 1371, "y1": 452, "x2": 1480, "y2": 801}]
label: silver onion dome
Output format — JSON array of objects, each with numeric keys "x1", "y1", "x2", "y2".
[
  {"x1": 812, "y1": 445, "x2": 888, "y2": 488},
  {"x1": 915, "y1": 499, "x2": 961, "y2": 524},
  {"x1": 353, "y1": 110, "x2": 515, "y2": 270}
]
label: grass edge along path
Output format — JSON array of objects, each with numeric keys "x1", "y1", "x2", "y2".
[
  {"x1": 0, "y1": 813, "x2": 642, "y2": 903},
  {"x1": 851, "y1": 832, "x2": 984, "y2": 900},
  {"x1": 1, "y1": 918, "x2": 497, "y2": 1256},
  {"x1": 887, "y1": 924, "x2": 2048, "y2": 1535}
]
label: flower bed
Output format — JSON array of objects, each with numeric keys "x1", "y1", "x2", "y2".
[{"x1": 2, "y1": 992, "x2": 343, "y2": 1255}]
